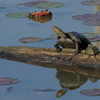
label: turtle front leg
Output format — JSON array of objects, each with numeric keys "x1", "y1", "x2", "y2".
[
  {"x1": 54, "y1": 41, "x2": 62, "y2": 52},
  {"x1": 74, "y1": 42, "x2": 81, "y2": 54},
  {"x1": 68, "y1": 42, "x2": 81, "y2": 61}
]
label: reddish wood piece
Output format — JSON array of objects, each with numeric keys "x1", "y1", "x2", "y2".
[{"x1": 31, "y1": 10, "x2": 52, "y2": 17}]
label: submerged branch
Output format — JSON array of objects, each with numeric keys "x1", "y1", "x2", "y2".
[{"x1": 0, "y1": 46, "x2": 100, "y2": 77}]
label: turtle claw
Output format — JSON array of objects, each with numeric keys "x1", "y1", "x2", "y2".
[
  {"x1": 67, "y1": 57, "x2": 73, "y2": 61},
  {"x1": 67, "y1": 53, "x2": 77, "y2": 61},
  {"x1": 94, "y1": 56, "x2": 99, "y2": 61},
  {"x1": 55, "y1": 48, "x2": 62, "y2": 52}
]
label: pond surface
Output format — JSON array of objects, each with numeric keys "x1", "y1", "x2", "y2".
[{"x1": 0, "y1": 0, "x2": 100, "y2": 100}]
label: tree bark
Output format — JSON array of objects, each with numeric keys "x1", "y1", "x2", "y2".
[{"x1": 0, "y1": 46, "x2": 100, "y2": 77}]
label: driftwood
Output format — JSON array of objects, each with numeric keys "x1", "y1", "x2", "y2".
[{"x1": 0, "y1": 46, "x2": 100, "y2": 78}]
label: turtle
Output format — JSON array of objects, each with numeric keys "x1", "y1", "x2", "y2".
[
  {"x1": 85, "y1": 44, "x2": 100, "y2": 60},
  {"x1": 52, "y1": 26, "x2": 92, "y2": 61}
]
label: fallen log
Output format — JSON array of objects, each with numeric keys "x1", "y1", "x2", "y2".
[{"x1": 0, "y1": 46, "x2": 100, "y2": 77}]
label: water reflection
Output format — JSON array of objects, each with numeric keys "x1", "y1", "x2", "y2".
[
  {"x1": 28, "y1": 15, "x2": 52, "y2": 23},
  {"x1": 55, "y1": 70, "x2": 100, "y2": 97}
]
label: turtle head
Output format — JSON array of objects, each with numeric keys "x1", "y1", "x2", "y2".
[
  {"x1": 52, "y1": 26, "x2": 66, "y2": 38},
  {"x1": 52, "y1": 26, "x2": 60, "y2": 34}
]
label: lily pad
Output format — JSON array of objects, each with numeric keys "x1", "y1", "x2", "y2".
[
  {"x1": 82, "y1": 33, "x2": 98, "y2": 39},
  {"x1": 82, "y1": 33, "x2": 100, "y2": 42},
  {"x1": 81, "y1": 0, "x2": 100, "y2": 5},
  {"x1": 25, "y1": 1, "x2": 48, "y2": 7},
  {"x1": 17, "y1": 1, "x2": 48, "y2": 7},
  {"x1": 0, "y1": 77, "x2": 20, "y2": 85},
  {"x1": 84, "y1": 19, "x2": 100, "y2": 26},
  {"x1": 50, "y1": 34, "x2": 57, "y2": 39},
  {"x1": 36, "y1": 2, "x2": 65, "y2": 9},
  {"x1": 19, "y1": 37, "x2": 43, "y2": 43},
  {"x1": 72, "y1": 14, "x2": 99, "y2": 20},
  {"x1": 6, "y1": 12, "x2": 29, "y2": 18},
  {"x1": 88, "y1": 36, "x2": 100, "y2": 42},
  {"x1": 96, "y1": 11, "x2": 100, "y2": 15},
  {"x1": 80, "y1": 89, "x2": 100, "y2": 96},
  {"x1": 0, "y1": 7, "x2": 6, "y2": 9}
]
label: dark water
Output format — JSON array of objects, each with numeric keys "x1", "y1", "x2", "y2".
[{"x1": 0, "y1": 0, "x2": 100, "y2": 100}]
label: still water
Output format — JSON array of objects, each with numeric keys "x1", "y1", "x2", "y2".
[{"x1": 0, "y1": 0, "x2": 100, "y2": 100}]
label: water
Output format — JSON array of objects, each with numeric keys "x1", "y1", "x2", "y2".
[{"x1": 0, "y1": 0, "x2": 100, "y2": 100}]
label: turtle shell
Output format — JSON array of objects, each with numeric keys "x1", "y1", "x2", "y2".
[{"x1": 52, "y1": 26, "x2": 91, "y2": 50}]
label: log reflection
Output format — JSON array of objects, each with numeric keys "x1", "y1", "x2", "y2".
[{"x1": 55, "y1": 70, "x2": 100, "y2": 97}]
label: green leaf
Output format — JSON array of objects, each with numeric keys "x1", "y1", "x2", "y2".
[
  {"x1": 80, "y1": 89, "x2": 100, "y2": 96},
  {"x1": 81, "y1": 0, "x2": 100, "y2": 5},
  {"x1": 36, "y1": 2, "x2": 65, "y2": 9},
  {"x1": 0, "y1": 77, "x2": 20, "y2": 85},
  {"x1": 19, "y1": 37, "x2": 43, "y2": 43},
  {"x1": 82, "y1": 33, "x2": 98, "y2": 39},
  {"x1": 84, "y1": 19, "x2": 100, "y2": 26},
  {"x1": 17, "y1": 1, "x2": 48, "y2": 7},
  {"x1": 6, "y1": 12, "x2": 29, "y2": 18},
  {"x1": 50, "y1": 34, "x2": 57, "y2": 39}
]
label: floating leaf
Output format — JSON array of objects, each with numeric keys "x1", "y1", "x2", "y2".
[
  {"x1": 82, "y1": 33, "x2": 100, "y2": 42},
  {"x1": 72, "y1": 14, "x2": 100, "y2": 20},
  {"x1": 96, "y1": 11, "x2": 100, "y2": 15},
  {"x1": 6, "y1": 12, "x2": 29, "y2": 18},
  {"x1": 72, "y1": 14, "x2": 98, "y2": 20},
  {"x1": 45, "y1": 38, "x2": 52, "y2": 40},
  {"x1": 19, "y1": 37, "x2": 43, "y2": 43},
  {"x1": 82, "y1": 33, "x2": 98, "y2": 39},
  {"x1": 25, "y1": 1, "x2": 48, "y2": 7},
  {"x1": 50, "y1": 34, "x2": 57, "y2": 39},
  {"x1": 36, "y1": 2, "x2": 64, "y2": 9},
  {"x1": 17, "y1": 1, "x2": 48, "y2": 7},
  {"x1": 81, "y1": 0, "x2": 100, "y2": 5},
  {"x1": 84, "y1": 19, "x2": 100, "y2": 26},
  {"x1": 80, "y1": 89, "x2": 100, "y2": 96},
  {"x1": 88, "y1": 36, "x2": 100, "y2": 42},
  {"x1": 0, "y1": 77, "x2": 20, "y2": 85},
  {"x1": 0, "y1": 7, "x2": 5, "y2": 9}
]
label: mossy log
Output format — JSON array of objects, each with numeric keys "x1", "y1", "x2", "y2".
[{"x1": 0, "y1": 46, "x2": 100, "y2": 77}]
